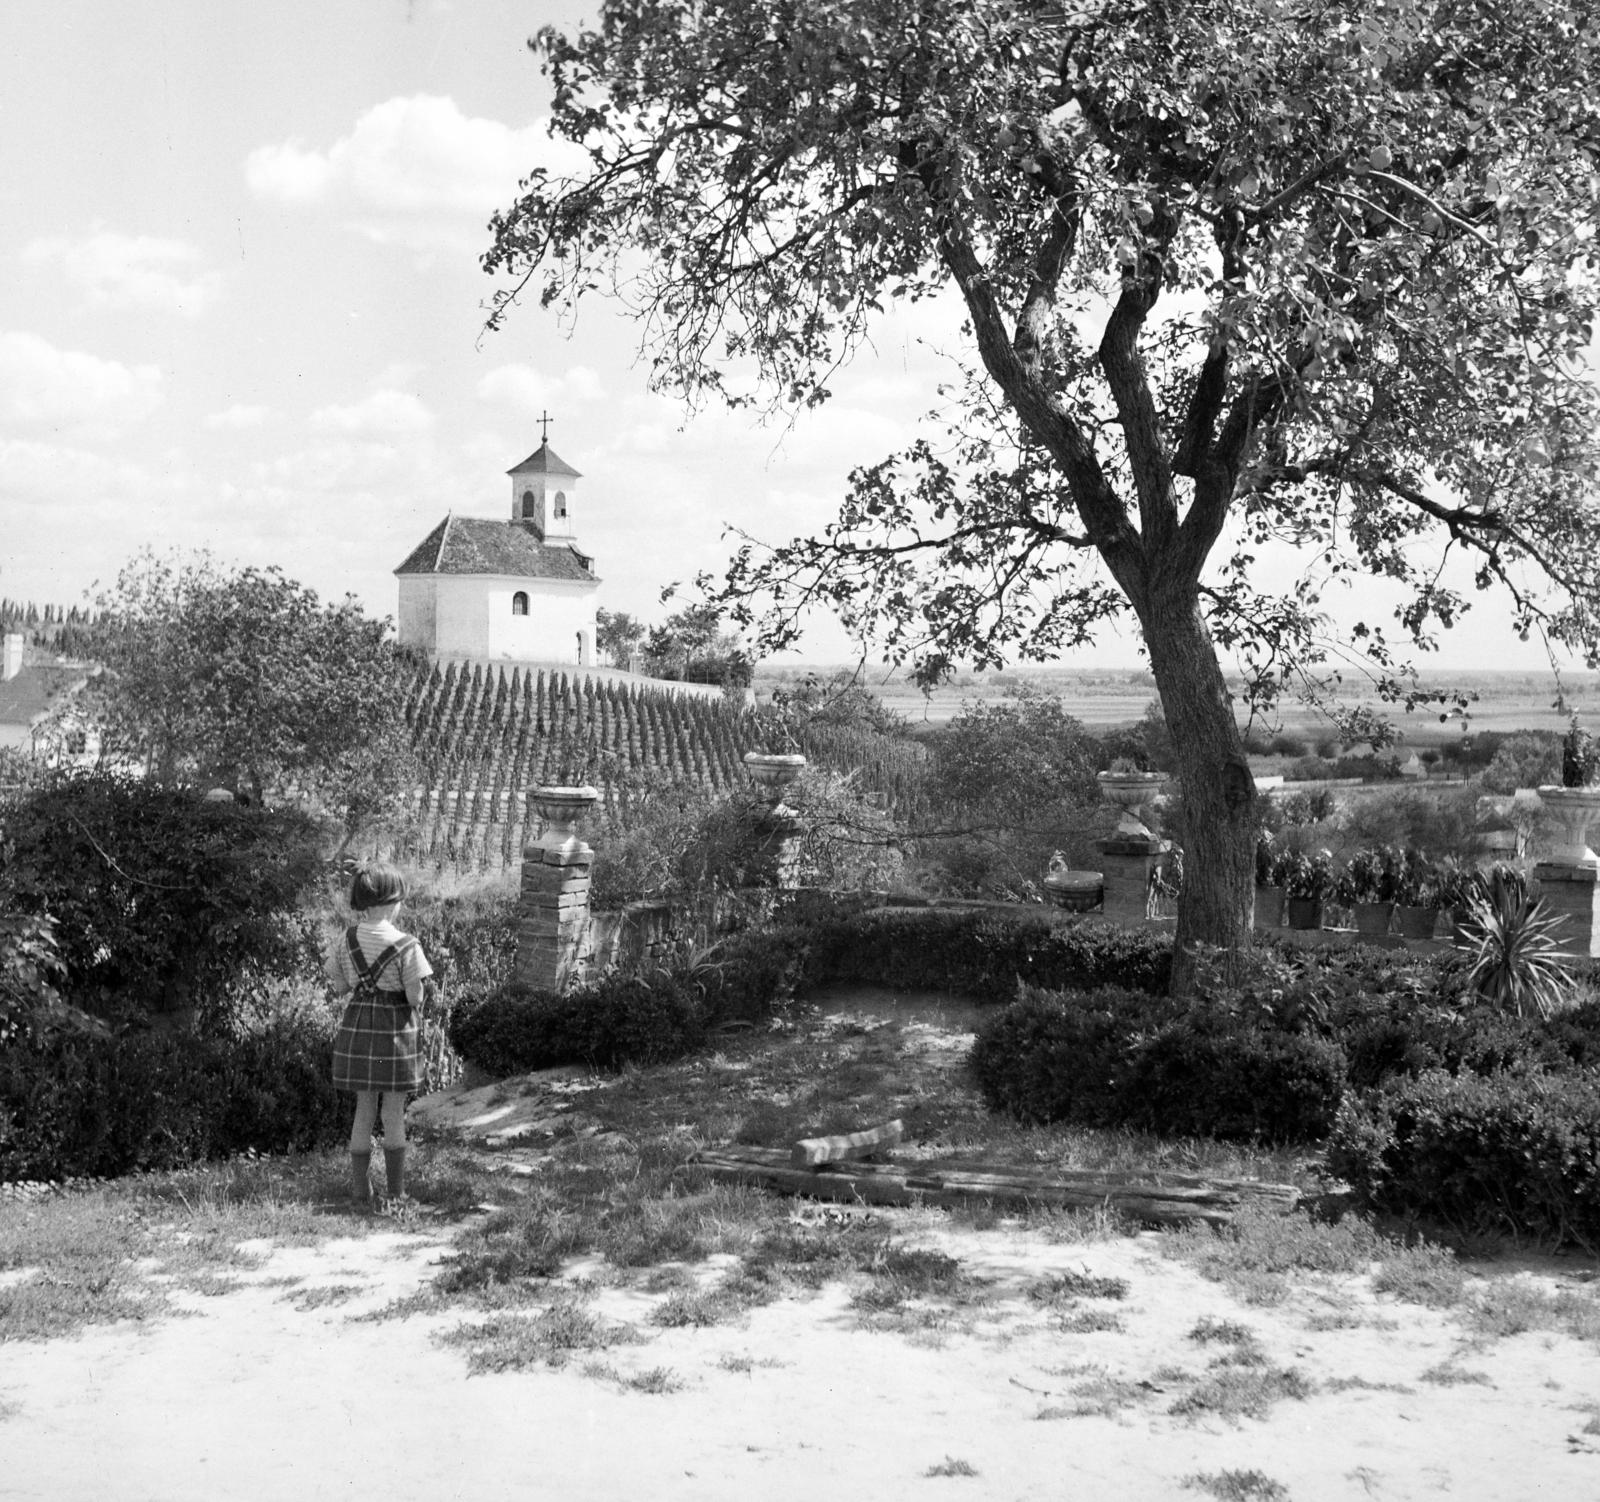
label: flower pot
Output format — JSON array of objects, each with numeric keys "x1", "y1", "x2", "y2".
[
  {"x1": 1352, "y1": 900, "x2": 1394, "y2": 937},
  {"x1": 1254, "y1": 883, "x2": 1285, "y2": 928},
  {"x1": 525, "y1": 784, "x2": 600, "y2": 863},
  {"x1": 1394, "y1": 904, "x2": 1438, "y2": 940},
  {"x1": 1286, "y1": 896, "x2": 1324, "y2": 930}
]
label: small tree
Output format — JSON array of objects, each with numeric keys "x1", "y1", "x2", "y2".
[
  {"x1": 87, "y1": 550, "x2": 415, "y2": 846},
  {"x1": 596, "y1": 607, "x2": 647, "y2": 668}
]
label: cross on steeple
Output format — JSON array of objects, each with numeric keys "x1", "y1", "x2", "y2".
[{"x1": 538, "y1": 410, "x2": 553, "y2": 444}]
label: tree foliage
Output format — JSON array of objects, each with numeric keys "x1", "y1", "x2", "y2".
[
  {"x1": 88, "y1": 551, "x2": 416, "y2": 843},
  {"x1": 486, "y1": 0, "x2": 1600, "y2": 969}
]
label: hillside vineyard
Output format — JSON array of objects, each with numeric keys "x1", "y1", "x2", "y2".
[{"x1": 394, "y1": 660, "x2": 929, "y2": 873}]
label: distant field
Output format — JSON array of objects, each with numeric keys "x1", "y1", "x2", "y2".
[{"x1": 759, "y1": 664, "x2": 1599, "y2": 741}]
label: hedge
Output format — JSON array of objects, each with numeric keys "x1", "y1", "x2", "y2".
[
  {"x1": 0, "y1": 1016, "x2": 346, "y2": 1183},
  {"x1": 1325, "y1": 1067, "x2": 1600, "y2": 1249}
]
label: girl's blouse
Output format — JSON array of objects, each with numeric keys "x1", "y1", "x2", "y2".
[{"x1": 324, "y1": 918, "x2": 434, "y2": 1006}]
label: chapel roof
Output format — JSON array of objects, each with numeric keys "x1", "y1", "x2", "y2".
[
  {"x1": 507, "y1": 441, "x2": 582, "y2": 479},
  {"x1": 393, "y1": 516, "x2": 599, "y2": 581}
]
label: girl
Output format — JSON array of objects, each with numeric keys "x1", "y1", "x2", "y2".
[{"x1": 325, "y1": 863, "x2": 434, "y2": 1208}]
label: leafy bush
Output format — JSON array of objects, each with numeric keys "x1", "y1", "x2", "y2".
[
  {"x1": 0, "y1": 1015, "x2": 345, "y2": 1183},
  {"x1": 803, "y1": 909, "x2": 1172, "y2": 999},
  {"x1": 970, "y1": 987, "x2": 1345, "y2": 1143},
  {"x1": 448, "y1": 926, "x2": 814, "y2": 1076},
  {"x1": 3, "y1": 770, "x2": 323, "y2": 1032},
  {"x1": 968, "y1": 985, "x2": 1174, "y2": 1126},
  {"x1": 1326, "y1": 1068, "x2": 1600, "y2": 1249},
  {"x1": 1120, "y1": 1015, "x2": 1347, "y2": 1143}
]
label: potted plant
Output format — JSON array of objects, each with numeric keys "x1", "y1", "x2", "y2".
[
  {"x1": 1539, "y1": 714, "x2": 1600, "y2": 867},
  {"x1": 1255, "y1": 834, "x2": 1285, "y2": 928},
  {"x1": 1393, "y1": 847, "x2": 1440, "y2": 940},
  {"x1": 1433, "y1": 855, "x2": 1486, "y2": 944},
  {"x1": 1336, "y1": 845, "x2": 1398, "y2": 937},
  {"x1": 1283, "y1": 849, "x2": 1334, "y2": 930}
]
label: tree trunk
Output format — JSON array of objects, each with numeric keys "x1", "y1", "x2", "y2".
[{"x1": 1139, "y1": 582, "x2": 1256, "y2": 995}]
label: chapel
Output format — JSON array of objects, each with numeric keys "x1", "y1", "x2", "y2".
[{"x1": 394, "y1": 437, "x2": 600, "y2": 664}]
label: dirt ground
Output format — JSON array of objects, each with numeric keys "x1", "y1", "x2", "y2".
[{"x1": 4, "y1": 991, "x2": 1600, "y2": 1501}]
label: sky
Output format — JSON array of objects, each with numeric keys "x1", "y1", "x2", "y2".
[{"x1": 0, "y1": 0, "x2": 1588, "y2": 682}]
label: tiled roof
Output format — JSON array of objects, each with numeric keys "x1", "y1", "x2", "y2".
[
  {"x1": 394, "y1": 516, "x2": 599, "y2": 581},
  {"x1": 0, "y1": 665, "x2": 86, "y2": 726},
  {"x1": 507, "y1": 441, "x2": 582, "y2": 478}
]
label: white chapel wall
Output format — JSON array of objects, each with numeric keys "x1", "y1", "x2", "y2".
[{"x1": 423, "y1": 574, "x2": 598, "y2": 663}]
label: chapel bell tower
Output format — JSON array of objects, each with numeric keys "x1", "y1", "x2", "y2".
[{"x1": 508, "y1": 417, "x2": 582, "y2": 544}]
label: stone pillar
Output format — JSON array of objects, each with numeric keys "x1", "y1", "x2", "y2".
[
  {"x1": 516, "y1": 786, "x2": 600, "y2": 991},
  {"x1": 743, "y1": 752, "x2": 806, "y2": 889},
  {"x1": 1533, "y1": 863, "x2": 1600, "y2": 959},
  {"x1": 1097, "y1": 835, "x2": 1170, "y2": 924}
]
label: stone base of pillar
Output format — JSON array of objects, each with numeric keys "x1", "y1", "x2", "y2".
[
  {"x1": 1096, "y1": 836, "x2": 1169, "y2": 925},
  {"x1": 516, "y1": 849, "x2": 594, "y2": 990},
  {"x1": 1533, "y1": 862, "x2": 1600, "y2": 958}
]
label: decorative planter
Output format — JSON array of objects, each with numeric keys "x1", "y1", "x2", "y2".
[
  {"x1": 1536, "y1": 785, "x2": 1600, "y2": 868},
  {"x1": 1285, "y1": 896, "x2": 1323, "y2": 930},
  {"x1": 1254, "y1": 883, "x2": 1285, "y2": 928},
  {"x1": 1352, "y1": 901, "x2": 1395, "y2": 937},
  {"x1": 1097, "y1": 771, "x2": 1167, "y2": 840},
  {"x1": 1394, "y1": 904, "x2": 1438, "y2": 941},
  {"x1": 1044, "y1": 869, "x2": 1103, "y2": 913},
  {"x1": 744, "y1": 751, "x2": 806, "y2": 797},
  {"x1": 526, "y1": 784, "x2": 600, "y2": 861}
]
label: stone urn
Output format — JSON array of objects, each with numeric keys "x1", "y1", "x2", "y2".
[
  {"x1": 1044, "y1": 856, "x2": 1103, "y2": 913},
  {"x1": 744, "y1": 751, "x2": 806, "y2": 814},
  {"x1": 1536, "y1": 785, "x2": 1600, "y2": 868},
  {"x1": 527, "y1": 784, "x2": 600, "y2": 862},
  {"x1": 1096, "y1": 770, "x2": 1167, "y2": 840}
]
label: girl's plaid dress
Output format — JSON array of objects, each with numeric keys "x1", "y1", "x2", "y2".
[{"x1": 329, "y1": 925, "x2": 432, "y2": 1093}]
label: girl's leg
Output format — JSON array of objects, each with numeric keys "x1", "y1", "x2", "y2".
[
  {"x1": 348, "y1": 1091, "x2": 380, "y2": 1204},
  {"x1": 380, "y1": 1092, "x2": 408, "y2": 1199}
]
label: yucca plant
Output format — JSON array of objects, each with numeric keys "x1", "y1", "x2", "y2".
[{"x1": 1462, "y1": 866, "x2": 1576, "y2": 1019}]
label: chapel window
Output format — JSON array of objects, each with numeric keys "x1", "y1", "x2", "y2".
[
  {"x1": 521, "y1": 490, "x2": 537, "y2": 519},
  {"x1": 554, "y1": 491, "x2": 567, "y2": 518},
  {"x1": 512, "y1": 592, "x2": 529, "y2": 616}
]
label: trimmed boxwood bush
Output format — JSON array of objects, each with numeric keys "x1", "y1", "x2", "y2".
[
  {"x1": 1326, "y1": 1067, "x2": 1600, "y2": 1249},
  {"x1": 448, "y1": 925, "x2": 816, "y2": 1077},
  {"x1": 968, "y1": 985, "x2": 1173, "y2": 1127},
  {"x1": 1119, "y1": 1014, "x2": 1347, "y2": 1143},
  {"x1": 971, "y1": 988, "x2": 1346, "y2": 1144},
  {"x1": 805, "y1": 909, "x2": 1172, "y2": 999},
  {"x1": 0, "y1": 1017, "x2": 345, "y2": 1183}
]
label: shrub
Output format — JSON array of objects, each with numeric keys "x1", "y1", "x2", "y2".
[
  {"x1": 805, "y1": 909, "x2": 1172, "y2": 999},
  {"x1": 0, "y1": 1015, "x2": 345, "y2": 1183},
  {"x1": 448, "y1": 926, "x2": 813, "y2": 1077},
  {"x1": 1326, "y1": 1068, "x2": 1600, "y2": 1249},
  {"x1": 3, "y1": 769, "x2": 323, "y2": 1032},
  {"x1": 971, "y1": 987, "x2": 1344, "y2": 1143},
  {"x1": 1120, "y1": 1014, "x2": 1347, "y2": 1143},
  {"x1": 969, "y1": 985, "x2": 1171, "y2": 1126}
]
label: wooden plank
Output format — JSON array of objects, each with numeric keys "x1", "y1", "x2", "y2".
[
  {"x1": 792, "y1": 1119, "x2": 904, "y2": 1167},
  {"x1": 687, "y1": 1147, "x2": 1299, "y2": 1228}
]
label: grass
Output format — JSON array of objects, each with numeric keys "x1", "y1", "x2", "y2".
[
  {"x1": 1182, "y1": 1471, "x2": 1291, "y2": 1502},
  {"x1": 924, "y1": 1456, "x2": 978, "y2": 1477}
]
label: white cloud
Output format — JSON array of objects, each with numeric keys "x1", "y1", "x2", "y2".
[
  {"x1": 204, "y1": 403, "x2": 272, "y2": 431},
  {"x1": 22, "y1": 229, "x2": 222, "y2": 318},
  {"x1": 245, "y1": 95, "x2": 583, "y2": 253},
  {"x1": 477, "y1": 362, "x2": 607, "y2": 412},
  {"x1": 0, "y1": 331, "x2": 163, "y2": 436},
  {"x1": 310, "y1": 389, "x2": 434, "y2": 436}
]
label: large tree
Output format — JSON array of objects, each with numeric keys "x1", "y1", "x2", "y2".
[
  {"x1": 88, "y1": 551, "x2": 416, "y2": 848},
  {"x1": 486, "y1": 0, "x2": 1600, "y2": 981}
]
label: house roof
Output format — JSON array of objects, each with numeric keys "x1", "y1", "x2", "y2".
[
  {"x1": 0, "y1": 665, "x2": 87, "y2": 727},
  {"x1": 507, "y1": 441, "x2": 582, "y2": 479},
  {"x1": 394, "y1": 516, "x2": 599, "y2": 581}
]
